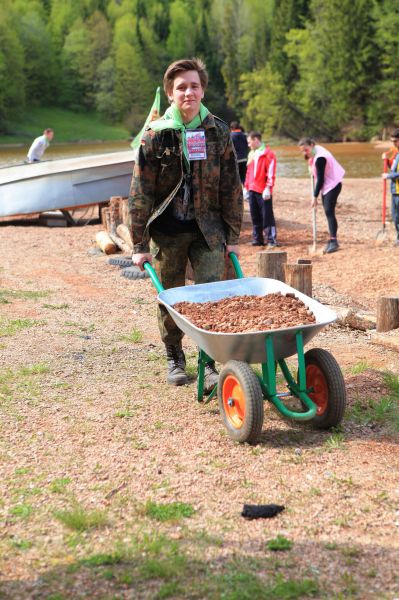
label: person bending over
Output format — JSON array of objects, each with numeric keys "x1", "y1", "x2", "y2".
[{"x1": 298, "y1": 137, "x2": 345, "y2": 254}]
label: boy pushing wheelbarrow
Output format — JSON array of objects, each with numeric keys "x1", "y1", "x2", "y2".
[{"x1": 128, "y1": 58, "x2": 243, "y2": 391}]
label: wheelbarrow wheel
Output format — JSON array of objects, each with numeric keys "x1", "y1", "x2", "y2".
[
  {"x1": 302, "y1": 348, "x2": 346, "y2": 429},
  {"x1": 218, "y1": 360, "x2": 264, "y2": 444}
]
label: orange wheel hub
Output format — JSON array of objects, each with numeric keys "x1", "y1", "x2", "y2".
[
  {"x1": 306, "y1": 364, "x2": 328, "y2": 415},
  {"x1": 222, "y1": 374, "x2": 246, "y2": 429}
]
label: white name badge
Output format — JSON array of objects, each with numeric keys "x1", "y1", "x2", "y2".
[{"x1": 186, "y1": 130, "x2": 207, "y2": 160}]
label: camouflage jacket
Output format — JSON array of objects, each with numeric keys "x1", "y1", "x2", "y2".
[{"x1": 128, "y1": 113, "x2": 243, "y2": 253}]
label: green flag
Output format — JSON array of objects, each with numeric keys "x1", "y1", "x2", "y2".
[{"x1": 130, "y1": 87, "x2": 161, "y2": 150}]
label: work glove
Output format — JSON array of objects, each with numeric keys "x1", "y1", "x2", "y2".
[
  {"x1": 262, "y1": 187, "x2": 271, "y2": 200},
  {"x1": 243, "y1": 187, "x2": 250, "y2": 201}
]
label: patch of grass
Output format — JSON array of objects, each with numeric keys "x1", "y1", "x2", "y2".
[
  {"x1": 215, "y1": 568, "x2": 318, "y2": 600},
  {"x1": 80, "y1": 552, "x2": 125, "y2": 567},
  {"x1": 139, "y1": 551, "x2": 187, "y2": 580},
  {"x1": 120, "y1": 328, "x2": 143, "y2": 343},
  {"x1": 14, "y1": 467, "x2": 31, "y2": 476},
  {"x1": 0, "y1": 363, "x2": 49, "y2": 405},
  {"x1": 154, "y1": 581, "x2": 181, "y2": 599},
  {"x1": 324, "y1": 431, "x2": 345, "y2": 450},
  {"x1": 132, "y1": 297, "x2": 150, "y2": 305},
  {"x1": 114, "y1": 408, "x2": 135, "y2": 418},
  {"x1": 10, "y1": 538, "x2": 33, "y2": 550},
  {"x1": 347, "y1": 385, "x2": 399, "y2": 433},
  {"x1": 144, "y1": 501, "x2": 195, "y2": 522},
  {"x1": 9, "y1": 504, "x2": 33, "y2": 519},
  {"x1": 0, "y1": 318, "x2": 44, "y2": 337},
  {"x1": 266, "y1": 535, "x2": 293, "y2": 552},
  {"x1": 0, "y1": 288, "x2": 51, "y2": 302},
  {"x1": 324, "y1": 542, "x2": 338, "y2": 550},
  {"x1": 42, "y1": 303, "x2": 70, "y2": 310},
  {"x1": 49, "y1": 478, "x2": 71, "y2": 494},
  {"x1": 340, "y1": 571, "x2": 359, "y2": 596},
  {"x1": 54, "y1": 504, "x2": 108, "y2": 531},
  {"x1": 349, "y1": 360, "x2": 370, "y2": 375}
]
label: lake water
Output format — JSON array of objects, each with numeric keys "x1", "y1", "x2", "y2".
[{"x1": 0, "y1": 140, "x2": 387, "y2": 178}]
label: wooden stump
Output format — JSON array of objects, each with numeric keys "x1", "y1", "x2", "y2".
[
  {"x1": 121, "y1": 197, "x2": 130, "y2": 226},
  {"x1": 116, "y1": 224, "x2": 133, "y2": 249},
  {"x1": 284, "y1": 263, "x2": 312, "y2": 297},
  {"x1": 109, "y1": 196, "x2": 122, "y2": 233},
  {"x1": 257, "y1": 251, "x2": 287, "y2": 282},
  {"x1": 376, "y1": 296, "x2": 399, "y2": 332},
  {"x1": 96, "y1": 231, "x2": 117, "y2": 255},
  {"x1": 101, "y1": 207, "x2": 111, "y2": 232}
]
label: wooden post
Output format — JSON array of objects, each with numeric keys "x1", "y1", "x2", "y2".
[
  {"x1": 109, "y1": 196, "x2": 123, "y2": 233},
  {"x1": 284, "y1": 263, "x2": 313, "y2": 297},
  {"x1": 101, "y1": 207, "x2": 111, "y2": 232},
  {"x1": 121, "y1": 197, "x2": 130, "y2": 226},
  {"x1": 376, "y1": 296, "x2": 399, "y2": 332},
  {"x1": 95, "y1": 231, "x2": 117, "y2": 255},
  {"x1": 257, "y1": 251, "x2": 287, "y2": 282},
  {"x1": 116, "y1": 224, "x2": 133, "y2": 249}
]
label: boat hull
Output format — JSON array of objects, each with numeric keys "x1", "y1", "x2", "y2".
[{"x1": 0, "y1": 151, "x2": 134, "y2": 217}]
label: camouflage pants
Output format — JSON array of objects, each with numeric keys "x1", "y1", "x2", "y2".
[{"x1": 150, "y1": 229, "x2": 225, "y2": 345}]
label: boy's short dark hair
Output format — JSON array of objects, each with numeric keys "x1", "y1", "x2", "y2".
[
  {"x1": 298, "y1": 137, "x2": 316, "y2": 147},
  {"x1": 391, "y1": 128, "x2": 399, "y2": 141},
  {"x1": 163, "y1": 58, "x2": 208, "y2": 95},
  {"x1": 230, "y1": 121, "x2": 239, "y2": 129},
  {"x1": 247, "y1": 131, "x2": 262, "y2": 140}
]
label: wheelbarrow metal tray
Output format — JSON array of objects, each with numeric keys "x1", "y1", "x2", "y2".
[{"x1": 158, "y1": 277, "x2": 337, "y2": 364}]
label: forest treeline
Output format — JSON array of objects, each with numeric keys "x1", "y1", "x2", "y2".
[{"x1": 1, "y1": 0, "x2": 398, "y2": 140}]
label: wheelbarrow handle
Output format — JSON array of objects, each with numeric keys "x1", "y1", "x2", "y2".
[
  {"x1": 143, "y1": 262, "x2": 164, "y2": 293},
  {"x1": 228, "y1": 251, "x2": 244, "y2": 279},
  {"x1": 143, "y1": 252, "x2": 244, "y2": 294}
]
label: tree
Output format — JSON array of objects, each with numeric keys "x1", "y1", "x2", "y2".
[
  {"x1": 0, "y1": 2, "x2": 26, "y2": 132},
  {"x1": 220, "y1": 0, "x2": 240, "y2": 112},
  {"x1": 285, "y1": 0, "x2": 376, "y2": 139},
  {"x1": 114, "y1": 41, "x2": 153, "y2": 128},
  {"x1": 19, "y1": 9, "x2": 58, "y2": 105},
  {"x1": 367, "y1": 0, "x2": 399, "y2": 133},
  {"x1": 166, "y1": 0, "x2": 196, "y2": 60},
  {"x1": 239, "y1": 64, "x2": 284, "y2": 135}
]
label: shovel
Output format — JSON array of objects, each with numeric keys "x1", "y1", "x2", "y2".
[
  {"x1": 308, "y1": 174, "x2": 318, "y2": 255},
  {"x1": 376, "y1": 157, "x2": 388, "y2": 244}
]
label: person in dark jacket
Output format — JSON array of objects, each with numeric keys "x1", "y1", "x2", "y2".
[
  {"x1": 230, "y1": 121, "x2": 248, "y2": 183},
  {"x1": 129, "y1": 58, "x2": 243, "y2": 390}
]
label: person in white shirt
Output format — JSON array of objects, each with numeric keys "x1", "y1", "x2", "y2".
[{"x1": 26, "y1": 128, "x2": 54, "y2": 163}]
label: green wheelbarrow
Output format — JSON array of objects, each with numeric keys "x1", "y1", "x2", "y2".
[{"x1": 144, "y1": 254, "x2": 346, "y2": 444}]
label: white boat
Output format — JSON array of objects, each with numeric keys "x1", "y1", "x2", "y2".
[{"x1": 0, "y1": 150, "x2": 135, "y2": 218}]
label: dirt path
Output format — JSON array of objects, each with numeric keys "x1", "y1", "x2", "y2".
[{"x1": 0, "y1": 178, "x2": 398, "y2": 599}]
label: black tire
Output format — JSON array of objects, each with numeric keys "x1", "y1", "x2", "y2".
[
  {"x1": 218, "y1": 360, "x2": 264, "y2": 444},
  {"x1": 121, "y1": 266, "x2": 149, "y2": 280},
  {"x1": 108, "y1": 256, "x2": 133, "y2": 268},
  {"x1": 301, "y1": 348, "x2": 346, "y2": 429}
]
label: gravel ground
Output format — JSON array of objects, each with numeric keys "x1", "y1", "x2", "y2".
[{"x1": 0, "y1": 177, "x2": 398, "y2": 599}]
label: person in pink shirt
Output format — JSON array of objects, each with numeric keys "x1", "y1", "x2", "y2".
[
  {"x1": 244, "y1": 131, "x2": 278, "y2": 247},
  {"x1": 299, "y1": 137, "x2": 345, "y2": 254}
]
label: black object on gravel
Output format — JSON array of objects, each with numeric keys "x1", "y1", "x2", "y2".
[
  {"x1": 241, "y1": 504, "x2": 285, "y2": 519},
  {"x1": 108, "y1": 256, "x2": 133, "y2": 268},
  {"x1": 121, "y1": 266, "x2": 149, "y2": 280}
]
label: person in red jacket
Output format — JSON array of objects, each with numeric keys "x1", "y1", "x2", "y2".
[{"x1": 244, "y1": 131, "x2": 278, "y2": 247}]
